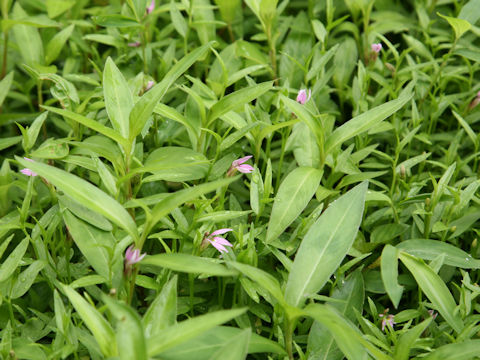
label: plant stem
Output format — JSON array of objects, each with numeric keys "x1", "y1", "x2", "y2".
[
  {"x1": 1, "y1": 31, "x2": 8, "y2": 79},
  {"x1": 284, "y1": 316, "x2": 295, "y2": 360}
]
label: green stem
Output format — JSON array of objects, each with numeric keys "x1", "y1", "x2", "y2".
[
  {"x1": 1, "y1": 31, "x2": 7, "y2": 79},
  {"x1": 284, "y1": 316, "x2": 295, "y2": 360}
]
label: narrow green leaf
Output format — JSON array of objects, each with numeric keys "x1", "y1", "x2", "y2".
[
  {"x1": 45, "y1": 24, "x2": 74, "y2": 65},
  {"x1": 142, "y1": 254, "x2": 237, "y2": 276},
  {"x1": 285, "y1": 181, "x2": 368, "y2": 308},
  {"x1": 266, "y1": 167, "x2": 322, "y2": 243},
  {"x1": 208, "y1": 81, "x2": 273, "y2": 124},
  {"x1": 170, "y1": 0, "x2": 188, "y2": 37},
  {"x1": 209, "y1": 328, "x2": 251, "y2": 360},
  {"x1": 228, "y1": 262, "x2": 285, "y2": 306},
  {"x1": 399, "y1": 252, "x2": 464, "y2": 333},
  {"x1": 396, "y1": 239, "x2": 480, "y2": 269},
  {"x1": 62, "y1": 210, "x2": 115, "y2": 281},
  {"x1": 0, "y1": 136, "x2": 22, "y2": 151},
  {"x1": 103, "y1": 297, "x2": 147, "y2": 360},
  {"x1": 423, "y1": 340, "x2": 480, "y2": 360},
  {"x1": 10, "y1": 260, "x2": 45, "y2": 299},
  {"x1": 381, "y1": 245, "x2": 404, "y2": 308},
  {"x1": 103, "y1": 57, "x2": 134, "y2": 139},
  {"x1": 143, "y1": 276, "x2": 177, "y2": 337},
  {"x1": 129, "y1": 42, "x2": 212, "y2": 140},
  {"x1": 394, "y1": 318, "x2": 432, "y2": 360},
  {"x1": 303, "y1": 304, "x2": 391, "y2": 360},
  {"x1": 42, "y1": 106, "x2": 129, "y2": 150},
  {"x1": 438, "y1": 12, "x2": 471, "y2": 40},
  {"x1": 325, "y1": 83, "x2": 413, "y2": 154},
  {"x1": 60, "y1": 284, "x2": 117, "y2": 357},
  {"x1": 25, "y1": 112, "x2": 48, "y2": 151},
  {"x1": 0, "y1": 71, "x2": 14, "y2": 107},
  {"x1": 0, "y1": 237, "x2": 29, "y2": 282},
  {"x1": 149, "y1": 176, "x2": 237, "y2": 231},
  {"x1": 11, "y1": 3, "x2": 44, "y2": 65},
  {"x1": 16, "y1": 156, "x2": 138, "y2": 240},
  {"x1": 147, "y1": 308, "x2": 247, "y2": 356}
]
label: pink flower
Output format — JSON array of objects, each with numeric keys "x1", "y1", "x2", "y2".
[
  {"x1": 128, "y1": 41, "x2": 141, "y2": 47},
  {"x1": 379, "y1": 309, "x2": 395, "y2": 331},
  {"x1": 20, "y1": 157, "x2": 37, "y2": 177},
  {"x1": 146, "y1": 0, "x2": 155, "y2": 14},
  {"x1": 296, "y1": 89, "x2": 311, "y2": 105},
  {"x1": 227, "y1": 156, "x2": 254, "y2": 176},
  {"x1": 205, "y1": 228, "x2": 233, "y2": 253},
  {"x1": 469, "y1": 91, "x2": 480, "y2": 110},
  {"x1": 125, "y1": 245, "x2": 146, "y2": 267},
  {"x1": 428, "y1": 310, "x2": 438, "y2": 320},
  {"x1": 371, "y1": 43, "x2": 382, "y2": 53},
  {"x1": 145, "y1": 80, "x2": 154, "y2": 91}
]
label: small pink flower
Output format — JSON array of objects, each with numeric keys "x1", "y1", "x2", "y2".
[
  {"x1": 371, "y1": 43, "x2": 382, "y2": 53},
  {"x1": 20, "y1": 157, "x2": 37, "y2": 177},
  {"x1": 227, "y1": 156, "x2": 254, "y2": 176},
  {"x1": 128, "y1": 41, "x2": 141, "y2": 47},
  {"x1": 469, "y1": 91, "x2": 480, "y2": 109},
  {"x1": 145, "y1": 80, "x2": 154, "y2": 91},
  {"x1": 296, "y1": 89, "x2": 311, "y2": 105},
  {"x1": 205, "y1": 228, "x2": 233, "y2": 253},
  {"x1": 146, "y1": 0, "x2": 155, "y2": 14},
  {"x1": 125, "y1": 245, "x2": 146, "y2": 267},
  {"x1": 379, "y1": 309, "x2": 395, "y2": 331}
]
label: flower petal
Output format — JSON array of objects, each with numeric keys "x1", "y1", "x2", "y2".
[
  {"x1": 210, "y1": 228, "x2": 233, "y2": 236},
  {"x1": 236, "y1": 164, "x2": 254, "y2": 173},
  {"x1": 208, "y1": 239, "x2": 228, "y2": 253},
  {"x1": 213, "y1": 237, "x2": 233, "y2": 247}
]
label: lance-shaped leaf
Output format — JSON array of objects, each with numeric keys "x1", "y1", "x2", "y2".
[
  {"x1": 103, "y1": 57, "x2": 134, "y2": 139},
  {"x1": 398, "y1": 252, "x2": 463, "y2": 333},
  {"x1": 381, "y1": 244, "x2": 404, "y2": 308},
  {"x1": 129, "y1": 42, "x2": 212, "y2": 140},
  {"x1": 16, "y1": 156, "x2": 138, "y2": 240},
  {"x1": 285, "y1": 181, "x2": 368, "y2": 308},
  {"x1": 266, "y1": 167, "x2": 322, "y2": 243}
]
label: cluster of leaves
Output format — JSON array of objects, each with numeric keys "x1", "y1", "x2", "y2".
[{"x1": 2, "y1": 0, "x2": 480, "y2": 359}]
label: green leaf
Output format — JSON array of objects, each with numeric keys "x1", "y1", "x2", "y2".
[
  {"x1": 148, "y1": 176, "x2": 237, "y2": 232},
  {"x1": 209, "y1": 328, "x2": 251, "y2": 360},
  {"x1": 0, "y1": 136, "x2": 22, "y2": 151},
  {"x1": 62, "y1": 210, "x2": 115, "y2": 281},
  {"x1": 285, "y1": 181, "x2": 368, "y2": 308},
  {"x1": 381, "y1": 245, "x2": 404, "y2": 308},
  {"x1": 458, "y1": 0, "x2": 480, "y2": 25},
  {"x1": 0, "y1": 71, "x2": 14, "y2": 107},
  {"x1": 11, "y1": 3, "x2": 44, "y2": 65},
  {"x1": 29, "y1": 138, "x2": 69, "y2": 159},
  {"x1": 10, "y1": 260, "x2": 45, "y2": 299},
  {"x1": 129, "y1": 42, "x2": 212, "y2": 140},
  {"x1": 60, "y1": 284, "x2": 117, "y2": 356},
  {"x1": 207, "y1": 81, "x2": 272, "y2": 125},
  {"x1": 438, "y1": 12, "x2": 472, "y2": 40},
  {"x1": 159, "y1": 326, "x2": 285, "y2": 359},
  {"x1": 303, "y1": 304, "x2": 390, "y2": 360},
  {"x1": 147, "y1": 308, "x2": 247, "y2": 356},
  {"x1": 139, "y1": 147, "x2": 209, "y2": 182},
  {"x1": 170, "y1": 0, "x2": 188, "y2": 37},
  {"x1": 143, "y1": 276, "x2": 177, "y2": 337},
  {"x1": 93, "y1": 15, "x2": 141, "y2": 27},
  {"x1": 394, "y1": 318, "x2": 432, "y2": 360},
  {"x1": 452, "y1": 111, "x2": 478, "y2": 149},
  {"x1": 228, "y1": 262, "x2": 285, "y2": 306},
  {"x1": 266, "y1": 167, "x2": 322, "y2": 243},
  {"x1": 25, "y1": 112, "x2": 47, "y2": 151},
  {"x1": 42, "y1": 106, "x2": 129, "y2": 150},
  {"x1": 423, "y1": 340, "x2": 480, "y2": 360},
  {"x1": 103, "y1": 57, "x2": 134, "y2": 139},
  {"x1": 103, "y1": 297, "x2": 147, "y2": 360},
  {"x1": 398, "y1": 252, "x2": 464, "y2": 333},
  {"x1": 307, "y1": 270, "x2": 365, "y2": 360},
  {"x1": 59, "y1": 195, "x2": 112, "y2": 231},
  {"x1": 0, "y1": 237, "x2": 29, "y2": 282},
  {"x1": 142, "y1": 254, "x2": 237, "y2": 276},
  {"x1": 45, "y1": 24, "x2": 74, "y2": 65},
  {"x1": 325, "y1": 83, "x2": 413, "y2": 154},
  {"x1": 45, "y1": 0, "x2": 75, "y2": 18},
  {"x1": 127, "y1": 0, "x2": 147, "y2": 21},
  {"x1": 16, "y1": 156, "x2": 138, "y2": 241},
  {"x1": 396, "y1": 239, "x2": 480, "y2": 269}
]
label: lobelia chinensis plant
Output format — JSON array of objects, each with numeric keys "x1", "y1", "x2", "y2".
[{"x1": 2, "y1": 1, "x2": 480, "y2": 360}]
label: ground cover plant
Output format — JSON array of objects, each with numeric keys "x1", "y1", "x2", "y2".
[{"x1": 2, "y1": 0, "x2": 480, "y2": 359}]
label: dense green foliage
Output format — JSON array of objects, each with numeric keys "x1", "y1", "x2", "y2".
[{"x1": 1, "y1": 0, "x2": 480, "y2": 359}]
